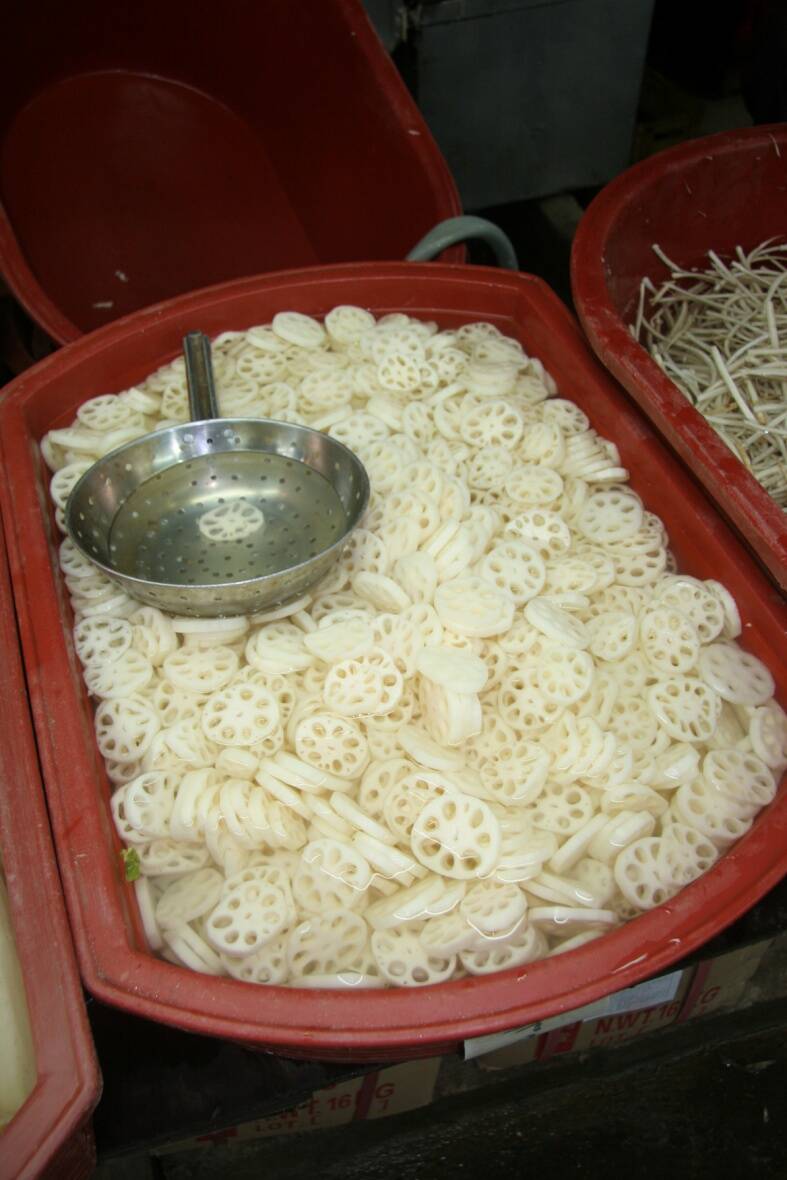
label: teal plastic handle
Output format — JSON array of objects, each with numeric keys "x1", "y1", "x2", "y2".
[{"x1": 406, "y1": 215, "x2": 519, "y2": 270}]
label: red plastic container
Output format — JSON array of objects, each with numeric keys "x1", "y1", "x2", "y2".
[
  {"x1": 0, "y1": 263, "x2": 785, "y2": 1062},
  {"x1": 0, "y1": 521, "x2": 100, "y2": 1179},
  {"x1": 0, "y1": 0, "x2": 460, "y2": 347},
  {"x1": 571, "y1": 124, "x2": 787, "y2": 593}
]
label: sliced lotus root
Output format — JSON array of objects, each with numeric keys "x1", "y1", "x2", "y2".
[
  {"x1": 371, "y1": 927, "x2": 456, "y2": 987},
  {"x1": 697, "y1": 642, "x2": 775, "y2": 707},
  {"x1": 163, "y1": 645, "x2": 239, "y2": 694},
  {"x1": 197, "y1": 499, "x2": 265, "y2": 544},
  {"x1": 504, "y1": 463, "x2": 563, "y2": 506},
  {"x1": 648, "y1": 742, "x2": 700, "y2": 791},
  {"x1": 506, "y1": 508, "x2": 571, "y2": 561},
  {"x1": 303, "y1": 617, "x2": 374, "y2": 666},
  {"x1": 134, "y1": 876, "x2": 164, "y2": 951},
  {"x1": 361, "y1": 755, "x2": 415, "y2": 821},
  {"x1": 570, "y1": 857, "x2": 616, "y2": 908},
  {"x1": 526, "y1": 867, "x2": 607, "y2": 910},
  {"x1": 95, "y1": 695, "x2": 160, "y2": 763},
  {"x1": 122, "y1": 769, "x2": 180, "y2": 837},
  {"x1": 749, "y1": 700, "x2": 787, "y2": 770},
  {"x1": 519, "y1": 420, "x2": 565, "y2": 467},
  {"x1": 155, "y1": 867, "x2": 224, "y2": 930},
  {"x1": 287, "y1": 908, "x2": 368, "y2": 977},
  {"x1": 271, "y1": 309, "x2": 326, "y2": 347},
  {"x1": 648, "y1": 676, "x2": 721, "y2": 743},
  {"x1": 198, "y1": 682, "x2": 279, "y2": 748},
  {"x1": 478, "y1": 538, "x2": 546, "y2": 604},
  {"x1": 262, "y1": 751, "x2": 347, "y2": 796},
  {"x1": 586, "y1": 810, "x2": 656, "y2": 864},
  {"x1": 157, "y1": 717, "x2": 218, "y2": 771},
  {"x1": 654, "y1": 575, "x2": 725, "y2": 644},
  {"x1": 613, "y1": 837, "x2": 678, "y2": 910},
  {"x1": 535, "y1": 645, "x2": 595, "y2": 706},
  {"x1": 383, "y1": 770, "x2": 458, "y2": 843},
  {"x1": 547, "y1": 813, "x2": 610, "y2": 876},
  {"x1": 575, "y1": 487, "x2": 643, "y2": 544},
  {"x1": 459, "y1": 922, "x2": 548, "y2": 975},
  {"x1": 130, "y1": 606, "x2": 178, "y2": 666},
  {"x1": 600, "y1": 782, "x2": 668, "y2": 819},
  {"x1": 168, "y1": 767, "x2": 221, "y2": 841},
  {"x1": 528, "y1": 905, "x2": 618, "y2": 937},
  {"x1": 434, "y1": 575, "x2": 514, "y2": 638},
  {"x1": 74, "y1": 616, "x2": 133, "y2": 666},
  {"x1": 294, "y1": 713, "x2": 369, "y2": 780},
  {"x1": 673, "y1": 779, "x2": 753, "y2": 848},
  {"x1": 294, "y1": 838, "x2": 373, "y2": 912},
  {"x1": 639, "y1": 606, "x2": 700, "y2": 677},
  {"x1": 702, "y1": 578, "x2": 741, "y2": 639},
  {"x1": 83, "y1": 648, "x2": 154, "y2": 701},
  {"x1": 529, "y1": 782, "x2": 595, "y2": 837},
  {"x1": 478, "y1": 742, "x2": 550, "y2": 807},
  {"x1": 59, "y1": 536, "x2": 102, "y2": 581},
  {"x1": 658, "y1": 822, "x2": 719, "y2": 887},
  {"x1": 323, "y1": 646, "x2": 403, "y2": 718},
  {"x1": 419, "y1": 909, "x2": 479, "y2": 955},
  {"x1": 415, "y1": 646, "x2": 488, "y2": 695},
  {"x1": 497, "y1": 666, "x2": 564, "y2": 736},
  {"x1": 398, "y1": 724, "x2": 465, "y2": 771},
  {"x1": 547, "y1": 929, "x2": 606, "y2": 956},
  {"x1": 460, "y1": 879, "x2": 527, "y2": 937},
  {"x1": 136, "y1": 838, "x2": 211, "y2": 878},
  {"x1": 324, "y1": 303, "x2": 376, "y2": 343},
  {"x1": 214, "y1": 746, "x2": 259, "y2": 781},
  {"x1": 352, "y1": 831, "x2": 417, "y2": 883},
  {"x1": 411, "y1": 794, "x2": 501, "y2": 880},
  {"x1": 221, "y1": 933, "x2": 290, "y2": 985},
  {"x1": 703, "y1": 748, "x2": 777, "y2": 817},
  {"x1": 163, "y1": 924, "x2": 226, "y2": 976},
  {"x1": 364, "y1": 875, "x2": 447, "y2": 930},
  {"x1": 524, "y1": 598, "x2": 589, "y2": 649},
  {"x1": 245, "y1": 622, "x2": 313, "y2": 675},
  {"x1": 204, "y1": 877, "x2": 289, "y2": 957},
  {"x1": 419, "y1": 679, "x2": 481, "y2": 748}
]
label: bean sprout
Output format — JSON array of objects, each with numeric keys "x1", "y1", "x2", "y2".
[{"x1": 634, "y1": 240, "x2": 787, "y2": 509}]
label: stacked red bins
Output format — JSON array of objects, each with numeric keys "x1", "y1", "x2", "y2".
[
  {"x1": 0, "y1": 521, "x2": 100, "y2": 1178},
  {"x1": 0, "y1": 262, "x2": 784, "y2": 1062},
  {"x1": 571, "y1": 124, "x2": 787, "y2": 592},
  {"x1": 0, "y1": 0, "x2": 461, "y2": 347}
]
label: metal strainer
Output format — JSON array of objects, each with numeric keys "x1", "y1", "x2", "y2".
[{"x1": 65, "y1": 332, "x2": 369, "y2": 617}]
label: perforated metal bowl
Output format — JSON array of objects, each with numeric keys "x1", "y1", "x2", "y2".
[{"x1": 65, "y1": 335, "x2": 369, "y2": 616}]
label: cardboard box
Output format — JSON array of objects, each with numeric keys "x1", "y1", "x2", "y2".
[
  {"x1": 468, "y1": 967, "x2": 690, "y2": 1067},
  {"x1": 153, "y1": 1059, "x2": 441, "y2": 1156},
  {"x1": 677, "y1": 938, "x2": 776, "y2": 1023},
  {"x1": 472, "y1": 934, "x2": 778, "y2": 1070}
]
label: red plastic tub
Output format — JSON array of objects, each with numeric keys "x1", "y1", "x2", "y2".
[
  {"x1": 0, "y1": 0, "x2": 460, "y2": 347},
  {"x1": 0, "y1": 520, "x2": 100, "y2": 1179},
  {"x1": 0, "y1": 262, "x2": 785, "y2": 1062},
  {"x1": 571, "y1": 124, "x2": 787, "y2": 593}
]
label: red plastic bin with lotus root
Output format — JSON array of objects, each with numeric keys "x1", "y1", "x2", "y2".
[
  {"x1": 571, "y1": 123, "x2": 787, "y2": 593},
  {"x1": 0, "y1": 517, "x2": 100, "y2": 1177},
  {"x1": 0, "y1": 262, "x2": 784, "y2": 1062}
]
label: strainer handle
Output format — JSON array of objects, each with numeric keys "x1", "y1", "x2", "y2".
[{"x1": 183, "y1": 331, "x2": 220, "y2": 421}]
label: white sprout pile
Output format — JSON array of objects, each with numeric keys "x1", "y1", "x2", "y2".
[
  {"x1": 40, "y1": 307, "x2": 787, "y2": 990},
  {"x1": 634, "y1": 240, "x2": 787, "y2": 508}
]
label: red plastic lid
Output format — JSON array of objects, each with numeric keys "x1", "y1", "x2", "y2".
[
  {"x1": 0, "y1": 518, "x2": 100, "y2": 1179},
  {"x1": 0, "y1": 262, "x2": 784, "y2": 1062},
  {"x1": 571, "y1": 123, "x2": 787, "y2": 592},
  {"x1": 0, "y1": 0, "x2": 461, "y2": 346}
]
